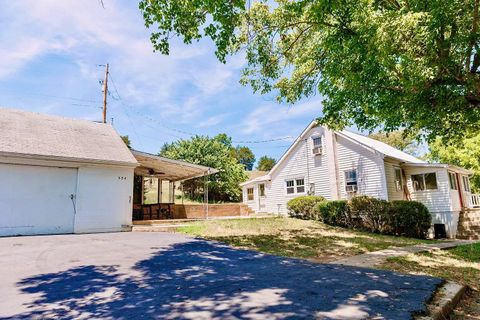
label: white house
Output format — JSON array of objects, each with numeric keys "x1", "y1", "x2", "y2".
[
  {"x1": 0, "y1": 108, "x2": 217, "y2": 237},
  {"x1": 241, "y1": 121, "x2": 479, "y2": 238}
]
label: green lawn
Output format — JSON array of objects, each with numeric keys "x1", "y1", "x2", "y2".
[
  {"x1": 380, "y1": 243, "x2": 480, "y2": 319},
  {"x1": 177, "y1": 217, "x2": 436, "y2": 262}
]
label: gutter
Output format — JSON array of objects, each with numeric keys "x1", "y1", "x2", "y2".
[{"x1": 0, "y1": 151, "x2": 139, "y2": 168}]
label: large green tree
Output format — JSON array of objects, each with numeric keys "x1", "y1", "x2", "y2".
[
  {"x1": 256, "y1": 155, "x2": 276, "y2": 171},
  {"x1": 160, "y1": 134, "x2": 247, "y2": 202},
  {"x1": 232, "y1": 146, "x2": 256, "y2": 170},
  {"x1": 140, "y1": 0, "x2": 480, "y2": 140},
  {"x1": 368, "y1": 130, "x2": 422, "y2": 156},
  {"x1": 428, "y1": 133, "x2": 480, "y2": 192}
]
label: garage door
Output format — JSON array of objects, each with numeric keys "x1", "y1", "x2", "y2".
[{"x1": 0, "y1": 164, "x2": 78, "y2": 236}]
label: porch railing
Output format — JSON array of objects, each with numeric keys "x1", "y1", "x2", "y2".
[{"x1": 472, "y1": 194, "x2": 480, "y2": 208}]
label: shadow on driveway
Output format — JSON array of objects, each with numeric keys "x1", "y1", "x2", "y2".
[{"x1": 4, "y1": 239, "x2": 441, "y2": 319}]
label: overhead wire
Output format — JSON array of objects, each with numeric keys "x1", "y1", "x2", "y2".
[{"x1": 108, "y1": 70, "x2": 296, "y2": 145}]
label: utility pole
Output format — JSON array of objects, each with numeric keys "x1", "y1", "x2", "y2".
[{"x1": 102, "y1": 63, "x2": 109, "y2": 123}]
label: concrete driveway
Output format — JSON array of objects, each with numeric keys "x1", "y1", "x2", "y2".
[{"x1": 0, "y1": 232, "x2": 441, "y2": 319}]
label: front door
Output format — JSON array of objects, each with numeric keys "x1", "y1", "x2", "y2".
[{"x1": 258, "y1": 184, "x2": 266, "y2": 211}]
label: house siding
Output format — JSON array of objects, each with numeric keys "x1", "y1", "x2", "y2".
[
  {"x1": 241, "y1": 123, "x2": 467, "y2": 238},
  {"x1": 336, "y1": 135, "x2": 388, "y2": 200},
  {"x1": 384, "y1": 160, "x2": 405, "y2": 201},
  {"x1": 264, "y1": 126, "x2": 332, "y2": 215},
  {"x1": 404, "y1": 167, "x2": 458, "y2": 237}
]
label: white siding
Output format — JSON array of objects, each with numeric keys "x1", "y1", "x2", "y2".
[
  {"x1": 0, "y1": 164, "x2": 78, "y2": 236},
  {"x1": 384, "y1": 160, "x2": 405, "y2": 201},
  {"x1": 405, "y1": 167, "x2": 452, "y2": 213},
  {"x1": 266, "y1": 126, "x2": 332, "y2": 215},
  {"x1": 404, "y1": 167, "x2": 459, "y2": 237},
  {"x1": 336, "y1": 136, "x2": 388, "y2": 200},
  {"x1": 74, "y1": 166, "x2": 134, "y2": 233},
  {"x1": 0, "y1": 159, "x2": 134, "y2": 236}
]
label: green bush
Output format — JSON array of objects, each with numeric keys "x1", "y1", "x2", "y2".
[
  {"x1": 289, "y1": 195, "x2": 432, "y2": 239},
  {"x1": 316, "y1": 200, "x2": 350, "y2": 227},
  {"x1": 287, "y1": 196, "x2": 326, "y2": 220},
  {"x1": 349, "y1": 196, "x2": 393, "y2": 233},
  {"x1": 390, "y1": 200, "x2": 432, "y2": 238}
]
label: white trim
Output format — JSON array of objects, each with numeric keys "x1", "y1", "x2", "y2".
[{"x1": 284, "y1": 177, "x2": 306, "y2": 196}]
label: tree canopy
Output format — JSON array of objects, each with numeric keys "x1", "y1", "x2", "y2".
[
  {"x1": 159, "y1": 134, "x2": 247, "y2": 202},
  {"x1": 368, "y1": 130, "x2": 422, "y2": 156},
  {"x1": 232, "y1": 146, "x2": 256, "y2": 170},
  {"x1": 140, "y1": 0, "x2": 480, "y2": 140},
  {"x1": 256, "y1": 155, "x2": 276, "y2": 171},
  {"x1": 428, "y1": 133, "x2": 480, "y2": 192}
]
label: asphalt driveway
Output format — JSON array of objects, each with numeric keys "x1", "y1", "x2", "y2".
[{"x1": 0, "y1": 232, "x2": 441, "y2": 319}]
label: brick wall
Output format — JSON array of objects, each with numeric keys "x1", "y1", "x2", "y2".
[{"x1": 172, "y1": 204, "x2": 252, "y2": 219}]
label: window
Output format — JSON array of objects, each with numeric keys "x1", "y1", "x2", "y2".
[
  {"x1": 286, "y1": 180, "x2": 295, "y2": 194},
  {"x1": 394, "y1": 168, "x2": 403, "y2": 192},
  {"x1": 448, "y1": 172, "x2": 458, "y2": 190},
  {"x1": 425, "y1": 173, "x2": 438, "y2": 190},
  {"x1": 344, "y1": 169, "x2": 358, "y2": 192},
  {"x1": 259, "y1": 184, "x2": 265, "y2": 197},
  {"x1": 463, "y1": 176, "x2": 471, "y2": 192},
  {"x1": 312, "y1": 136, "x2": 322, "y2": 147},
  {"x1": 247, "y1": 188, "x2": 254, "y2": 201},
  {"x1": 412, "y1": 173, "x2": 438, "y2": 191},
  {"x1": 296, "y1": 179, "x2": 305, "y2": 193},
  {"x1": 285, "y1": 178, "x2": 305, "y2": 194}
]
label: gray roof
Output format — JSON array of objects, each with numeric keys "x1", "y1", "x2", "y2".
[
  {"x1": 338, "y1": 130, "x2": 425, "y2": 164},
  {"x1": 0, "y1": 108, "x2": 138, "y2": 166}
]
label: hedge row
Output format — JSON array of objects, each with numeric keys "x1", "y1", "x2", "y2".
[{"x1": 287, "y1": 195, "x2": 432, "y2": 239}]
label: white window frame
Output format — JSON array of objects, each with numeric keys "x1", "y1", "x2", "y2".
[
  {"x1": 462, "y1": 176, "x2": 471, "y2": 192},
  {"x1": 394, "y1": 167, "x2": 403, "y2": 192},
  {"x1": 247, "y1": 187, "x2": 254, "y2": 201},
  {"x1": 312, "y1": 136, "x2": 322, "y2": 147},
  {"x1": 285, "y1": 178, "x2": 306, "y2": 195},
  {"x1": 344, "y1": 169, "x2": 358, "y2": 192},
  {"x1": 448, "y1": 172, "x2": 458, "y2": 190},
  {"x1": 411, "y1": 172, "x2": 438, "y2": 192}
]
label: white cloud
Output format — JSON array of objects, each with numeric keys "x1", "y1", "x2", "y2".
[
  {"x1": 241, "y1": 99, "x2": 323, "y2": 135},
  {"x1": 197, "y1": 114, "x2": 227, "y2": 128}
]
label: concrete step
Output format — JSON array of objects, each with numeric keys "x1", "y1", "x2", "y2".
[{"x1": 132, "y1": 224, "x2": 190, "y2": 232}]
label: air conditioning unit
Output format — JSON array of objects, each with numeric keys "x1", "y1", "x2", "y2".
[
  {"x1": 312, "y1": 146, "x2": 323, "y2": 155},
  {"x1": 345, "y1": 185, "x2": 358, "y2": 193}
]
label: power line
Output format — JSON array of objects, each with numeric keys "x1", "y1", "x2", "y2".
[
  {"x1": 108, "y1": 70, "x2": 298, "y2": 144},
  {"x1": 1, "y1": 89, "x2": 102, "y2": 104}
]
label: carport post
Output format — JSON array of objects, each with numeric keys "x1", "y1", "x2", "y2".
[{"x1": 203, "y1": 171, "x2": 209, "y2": 219}]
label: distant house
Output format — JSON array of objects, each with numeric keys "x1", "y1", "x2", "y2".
[
  {"x1": 0, "y1": 108, "x2": 215, "y2": 237},
  {"x1": 241, "y1": 121, "x2": 478, "y2": 238}
]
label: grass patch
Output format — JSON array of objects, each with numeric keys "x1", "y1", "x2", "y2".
[
  {"x1": 380, "y1": 243, "x2": 480, "y2": 319},
  {"x1": 176, "y1": 217, "x2": 436, "y2": 262},
  {"x1": 380, "y1": 243, "x2": 480, "y2": 290}
]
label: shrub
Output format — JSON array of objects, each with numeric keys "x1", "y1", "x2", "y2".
[
  {"x1": 390, "y1": 200, "x2": 432, "y2": 238},
  {"x1": 316, "y1": 200, "x2": 350, "y2": 227},
  {"x1": 287, "y1": 195, "x2": 326, "y2": 220},
  {"x1": 349, "y1": 196, "x2": 393, "y2": 233}
]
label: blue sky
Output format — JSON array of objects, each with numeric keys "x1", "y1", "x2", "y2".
[{"x1": 0, "y1": 1, "x2": 328, "y2": 161}]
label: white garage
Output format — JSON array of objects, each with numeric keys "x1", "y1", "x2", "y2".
[{"x1": 0, "y1": 108, "x2": 138, "y2": 237}]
